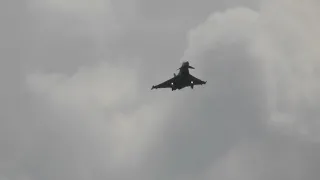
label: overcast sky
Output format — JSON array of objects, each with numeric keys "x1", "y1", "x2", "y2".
[{"x1": 2, "y1": 0, "x2": 320, "y2": 179}]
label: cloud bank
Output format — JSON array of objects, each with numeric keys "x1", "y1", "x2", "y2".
[
  {"x1": 184, "y1": 0, "x2": 320, "y2": 141},
  {"x1": 2, "y1": 0, "x2": 320, "y2": 179},
  {"x1": 181, "y1": 0, "x2": 320, "y2": 179}
]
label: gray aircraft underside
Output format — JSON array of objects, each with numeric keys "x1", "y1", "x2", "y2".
[{"x1": 151, "y1": 61, "x2": 207, "y2": 91}]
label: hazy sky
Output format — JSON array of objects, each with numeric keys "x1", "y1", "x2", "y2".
[{"x1": 2, "y1": 0, "x2": 320, "y2": 179}]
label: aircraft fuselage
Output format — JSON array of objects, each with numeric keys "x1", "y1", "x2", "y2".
[
  {"x1": 151, "y1": 61, "x2": 206, "y2": 91},
  {"x1": 171, "y1": 62, "x2": 194, "y2": 90}
]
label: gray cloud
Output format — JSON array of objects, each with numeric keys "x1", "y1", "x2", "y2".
[
  {"x1": 2, "y1": 0, "x2": 320, "y2": 179},
  {"x1": 185, "y1": 0, "x2": 320, "y2": 141},
  {"x1": 182, "y1": 0, "x2": 320, "y2": 179},
  {"x1": 250, "y1": 0, "x2": 320, "y2": 141}
]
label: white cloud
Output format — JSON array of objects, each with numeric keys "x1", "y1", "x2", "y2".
[
  {"x1": 26, "y1": 61, "x2": 175, "y2": 176},
  {"x1": 109, "y1": 103, "x2": 171, "y2": 167},
  {"x1": 183, "y1": 0, "x2": 320, "y2": 141},
  {"x1": 250, "y1": 0, "x2": 320, "y2": 141},
  {"x1": 174, "y1": 0, "x2": 320, "y2": 179},
  {"x1": 203, "y1": 139, "x2": 309, "y2": 180},
  {"x1": 203, "y1": 142, "x2": 262, "y2": 180},
  {"x1": 15, "y1": 0, "x2": 320, "y2": 179},
  {"x1": 182, "y1": 7, "x2": 259, "y2": 62},
  {"x1": 27, "y1": 62, "x2": 138, "y2": 111}
]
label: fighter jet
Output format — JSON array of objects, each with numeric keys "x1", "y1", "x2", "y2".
[{"x1": 151, "y1": 61, "x2": 207, "y2": 91}]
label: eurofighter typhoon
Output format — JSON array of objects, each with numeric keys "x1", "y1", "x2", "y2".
[{"x1": 151, "y1": 61, "x2": 207, "y2": 91}]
